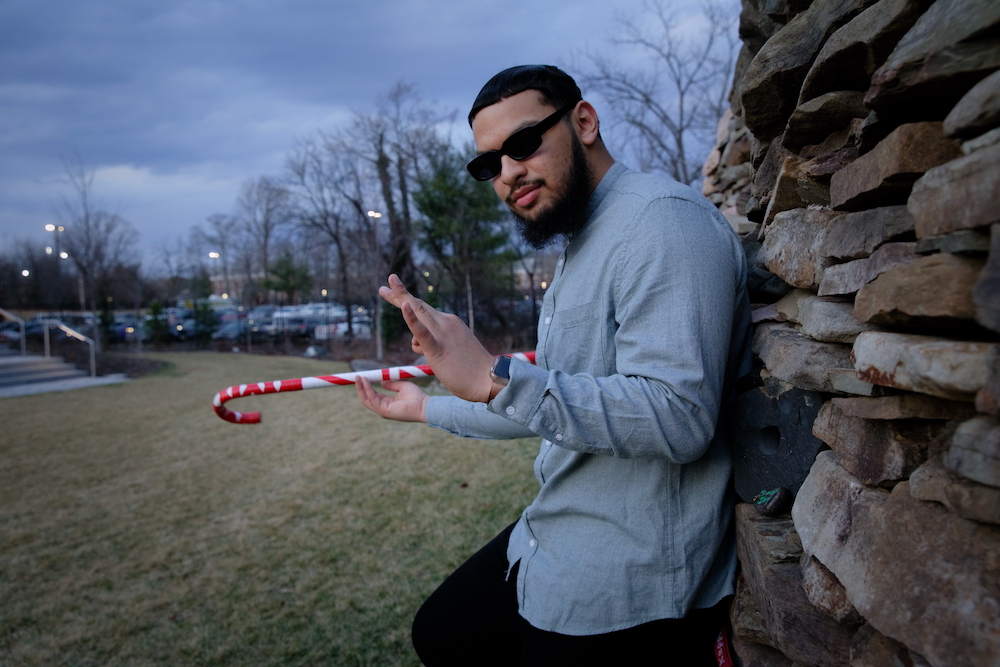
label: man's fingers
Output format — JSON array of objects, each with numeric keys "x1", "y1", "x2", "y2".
[
  {"x1": 401, "y1": 301, "x2": 442, "y2": 357},
  {"x1": 378, "y1": 285, "x2": 400, "y2": 308}
]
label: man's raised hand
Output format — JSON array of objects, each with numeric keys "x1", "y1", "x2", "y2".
[{"x1": 380, "y1": 274, "x2": 496, "y2": 403}]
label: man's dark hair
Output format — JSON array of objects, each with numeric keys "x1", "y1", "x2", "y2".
[{"x1": 468, "y1": 65, "x2": 583, "y2": 127}]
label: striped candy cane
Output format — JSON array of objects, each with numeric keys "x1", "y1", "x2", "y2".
[{"x1": 212, "y1": 351, "x2": 536, "y2": 424}]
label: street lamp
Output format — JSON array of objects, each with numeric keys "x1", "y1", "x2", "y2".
[
  {"x1": 45, "y1": 224, "x2": 65, "y2": 261},
  {"x1": 321, "y1": 288, "x2": 329, "y2": 341},
  {"x1": 366, "y1": 210, "x2": 384, "y2": 360}
]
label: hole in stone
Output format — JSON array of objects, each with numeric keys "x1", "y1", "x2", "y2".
[{"x1": 757, "y1": 425, "x2": 780, "y2": 456}]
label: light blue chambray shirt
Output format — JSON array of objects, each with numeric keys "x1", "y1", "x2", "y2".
[{"x1": 424, "y1": 162, "x2": 752, "y2": 636}]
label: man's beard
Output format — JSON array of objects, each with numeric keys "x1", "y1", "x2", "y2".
[{"x1": 510, "y1": 134, "x2": 593, "y2": 250}]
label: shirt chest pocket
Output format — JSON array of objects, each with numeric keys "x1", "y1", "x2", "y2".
[
  {"x1": 547, "y1": 300, "x2": 613, "y2": 373},
  {"x1": 553, "y1": 301, "x2": 600, "y2": 329}
]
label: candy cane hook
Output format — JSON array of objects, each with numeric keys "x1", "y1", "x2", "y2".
[{"x1": 212, "y1": 351, "x2": 536, "y2": 424}]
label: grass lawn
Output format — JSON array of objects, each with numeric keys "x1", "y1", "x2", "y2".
[{"x1": 0, "y1": 352, "x2": 539, "y2": 666}]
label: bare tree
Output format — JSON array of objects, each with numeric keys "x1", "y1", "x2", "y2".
[
  {"x1": 57, "y1": 160, "x2": 139, "y2": 349},
  {"x1": 236, "y1": 175, "x2": 291, "y2": 300},
  {"x1": 582, "y1": 0, "x2": 739, "y2": 185},
  {"x1": 346, "y1": 82, "x2": 453, "y2": 294},
  {"x1": 286, "y1": 135, "x2": 353, "y2": 308},
  {"x1": 195, "y1": 213, "x2": 239, "y2": 298}
]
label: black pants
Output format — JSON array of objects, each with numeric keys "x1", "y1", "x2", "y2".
[{"x1": 412, "y1": 523, "x2": 728, "y2": 666}]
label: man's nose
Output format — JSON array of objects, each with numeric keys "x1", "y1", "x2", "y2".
[{"x1": 499, "y1": 154, "x2": 527, "y2": 186}]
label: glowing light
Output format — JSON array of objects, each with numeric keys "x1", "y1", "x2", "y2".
[
  {"x1": 45, "y1": 224, "x2": 55, "y2": 232},
  {"x1": 21, "y1": 269, "x2": 29, "y2": 277}
]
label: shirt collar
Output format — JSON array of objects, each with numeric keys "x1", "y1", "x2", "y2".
[{"x1": 570, "y1": 161, "x2": 627, "y2": 241}]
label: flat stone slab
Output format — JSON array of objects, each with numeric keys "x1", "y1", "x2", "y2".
[
  {"x1": 777, "y1": 290, "x2": 882, "y2": 344},
  {"x1": 976, "y1": 344, "x2": 1000, "y2": 415},
  {"x1": 819, "y1": 242, "x2": 918, "y2": 297},
  {"x1": 944, "y1": 68, "x2": 1000, "y2": 138},
  {"x1": 910, "y1": 457, "x2": 1000, "y2": 525},
  {"x1": 798, "y1": 0, "x2": 933, "y2": 104},
  {"x1": 755, "y1": 323, "x2": 855, "y2": 393},
  {"x1": 908, "y1": 142, "x2": 1000, "y2": 238},
  {"x1": 975, "y1": 223, "x2": 1000, "y2": 333},
  {"x1": 946, "y1": 415, "x2": 1000, "y2": 488},
  {"x1": 830, "y1": 122, "x2": 961, "y2": 210},
  {"x1": 736, "y1": 504, "x2": 853, "y2": 666},
  {"x1": 783, "y1": 91, "x2": 868, "y2": 152},
  {"x1": 854, "y1": 252, "x2": 986, "y2": 325},
  {"x1": 799, "y1": 295, "x2": 882, "y2": 344},
  {"x1": 852, "y1": 331, "x2": 991, "y2": 401},
  {"x1": 865, "y1": 0, "x2": 1000, "y2": 116},
  {"x1": 740, "y1": 0, "x2": 880, "y2": 141},
  {"x1": 820, "y1": 205, "x2": 915, "y2": 262},
  {"x1": 761, "y1": 157, "x2": 831, "y2": 231},
  {"x1": 759, "y1": 208, "x2": 840, "y2": 290},
  {"x1": 828, "y1": 368, "x2": 884, "y2": 396},
  {"x1": 800, "y1": 553, "x2": 862, "y2": 626},
  {"x1": 831, "y1": 394, "x2": 978, "y2": 421},
  {"x1": 792, "y1": 452, "x2": 1000, "y2": 667},
  {"x1": 915, "y1": 229, "x2": 991, "y2": 255},
  {"x1": 813, "y1": 400, "x2": 944, "y2": 486}
]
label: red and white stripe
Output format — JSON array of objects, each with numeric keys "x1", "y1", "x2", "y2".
[{"x1": 213, "y1": 351, "x2": 536, "y2": 424}]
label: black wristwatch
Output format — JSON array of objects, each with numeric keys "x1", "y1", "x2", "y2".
[{"x1": 490, "y1": 355, "x2": 512, "y2": 386}]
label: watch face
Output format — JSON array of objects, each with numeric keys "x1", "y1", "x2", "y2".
[{"x1": 491, "y1": 355, "x2": 512, "y2": 384}]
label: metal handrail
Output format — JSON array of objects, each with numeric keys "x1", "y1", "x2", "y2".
[
  {"x1": 0, "y1": 307, "x2": 27, "y2": 356},
  {"x1": 43, "y1": 320, "x2": 96, "y2": 377}
]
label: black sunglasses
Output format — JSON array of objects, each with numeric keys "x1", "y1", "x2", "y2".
[{"x1": 467, "y1": 103, "x2": 577, "y2": 181}]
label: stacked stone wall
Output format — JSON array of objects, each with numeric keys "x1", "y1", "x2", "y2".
[{"x1": 702, "y1": 0, "x2": 1000, "y2": 664}]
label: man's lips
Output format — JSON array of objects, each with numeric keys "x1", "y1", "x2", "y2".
[{"x1": 509, "y1": 183, "x2": 541, "y2": 208}]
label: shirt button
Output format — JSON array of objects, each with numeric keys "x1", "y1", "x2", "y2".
[
  {"x1": 555, "y1": 433, "x2": 563, "y2": 441},
  {"x1": 505, "y1": 406, "x2": 516, "y2": 416},
  {"x1": 544, "y1": 317, "x2": 551, "y2": 325},
  {"x1": 529, "y1": 539, "x2": 537, "y2": 548}
]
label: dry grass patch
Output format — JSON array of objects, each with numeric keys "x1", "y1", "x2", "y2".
[{"x1": 0, "y1": 352, "x2": 538, "y2": 666}]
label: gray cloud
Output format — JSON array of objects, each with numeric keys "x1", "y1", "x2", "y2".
[{"x1": 0, "y1": 0, "x2": 693, "y2": 262}]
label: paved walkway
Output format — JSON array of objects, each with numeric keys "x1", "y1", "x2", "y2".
[{"x1": 0, "y1": 374, "x2": 129, "y2": 398}]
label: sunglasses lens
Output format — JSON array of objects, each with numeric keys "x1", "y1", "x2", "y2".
[
  {"x1": 504, "y1": 128, "x2": 542, "y2": 160},
  {"x1": 467, "y1": 154, "x2": 500, "y2": 181}
]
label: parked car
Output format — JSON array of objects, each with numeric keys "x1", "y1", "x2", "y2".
[
  {"x1": 212, "y1": 321, "x2": 242, "y2": 340},
  {"x1": 334, "y1": 316, "x2": 373, "y2": 340},
  {"x1": 0, "y1": 321, "x2": 22, "y2": 341},
  {"x1": 272, "y1": 317, "x2": 320, "y2": 339}
]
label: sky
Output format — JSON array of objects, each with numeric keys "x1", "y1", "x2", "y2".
[{"x1": 0, "y1": 0, "x2": 712, "y2": 268}]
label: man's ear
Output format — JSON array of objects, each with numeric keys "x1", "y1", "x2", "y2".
[{"x1": 572, "y1": 101, "x2": 601, "y2": 146}]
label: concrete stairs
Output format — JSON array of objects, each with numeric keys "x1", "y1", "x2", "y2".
[
  {"x1": 0, "y1": 351, "x2": 128, "y2": 398},
  {"x1": 0, "y1": 354, "x2": 89, "y2": 387}
]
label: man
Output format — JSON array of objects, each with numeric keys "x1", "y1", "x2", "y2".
[{"x1": 356, "y1": 65, "x2": 751, "y2": 666}]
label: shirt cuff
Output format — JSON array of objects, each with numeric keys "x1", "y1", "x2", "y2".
[{"x1": 487, "y1": 356, "x2": 549, "y2": 429}]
